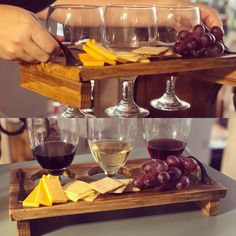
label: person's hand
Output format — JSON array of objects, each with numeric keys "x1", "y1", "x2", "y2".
[
  {"x1": 196, "y1": 2, "x2": 222, "y2": 28},
  {"x1": 0, "y1": 5, "x2": 60, "y2": 63}
]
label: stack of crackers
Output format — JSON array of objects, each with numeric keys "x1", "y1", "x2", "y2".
[{"x1": 116, "y1": 46, "x2": 178, "y2": 64}]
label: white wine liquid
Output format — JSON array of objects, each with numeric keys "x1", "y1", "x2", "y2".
[{"x1": 90, "y1": 140, "x2": 132, "y2": 173}]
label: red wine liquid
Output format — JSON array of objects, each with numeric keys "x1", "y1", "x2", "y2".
[
  {"x1": 33, "y1": 141, "x2": 75, "y2": 175},
  {"x1": 147, "y1": 138, "x2": 186, "y2": 160}
]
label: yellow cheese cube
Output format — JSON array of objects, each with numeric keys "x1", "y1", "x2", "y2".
[
  {"x1": 82, "y1": 45, "x2": 116, "y2": 65},
  {"x1": 36, "y1": 179, "x2": 52, "y2": 206},
  {"x1": 79, "y1": 53, "x2": 104, "y2": 67},
  {"x1": 23, "y1": 185, "x2": 40, "y2": 208},
  {"x1": 42, "y1": 175, "x2": 67, "y2": 203}
]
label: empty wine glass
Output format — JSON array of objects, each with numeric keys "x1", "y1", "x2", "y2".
[
  {"x1": 143, "y1": 118, "x2": 192, "y2": 160},
  {"x1": 104, "y1": 4, "x2": 157, "y2": 117},
  {"x1": 87, "y1": 118, "x2": 137, "y2": 178},
  {"x1": 28, "y1": 117, "x2": 79, "y2": 176},
  {"x1": 150, "y1": 6, "x2": 200, "y2": 111},
  {"x1": 46, "y1": 4, "x2": 105, "y2": 117}
]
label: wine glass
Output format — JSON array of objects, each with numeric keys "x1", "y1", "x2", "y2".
[
  {"x1": 46, "y1": 4, "x2": 105, "y2": 118},
  {"x1": 104, "y1": 4, "x2": 157, "y2": 117},
  {"x1": 150, "y1": 6, "x2": 200, "y2": 111},
  {"x1": 27, "y1": 117, "x2": 79, "y2": 177},
  {"x1": 87, "y1": 118, "x2": 137, "y2": 178},
  {"x1": 143, "y1": 118, "x2": 192, "y2": 160}
]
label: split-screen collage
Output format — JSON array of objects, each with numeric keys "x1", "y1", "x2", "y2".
[{"x1": 1, "y1": 1, "x2": 236, "y2": 236}]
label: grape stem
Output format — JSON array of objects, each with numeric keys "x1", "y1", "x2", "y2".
[{"x1": 188, "y1": 156, "x2": 214, "y2": 185}]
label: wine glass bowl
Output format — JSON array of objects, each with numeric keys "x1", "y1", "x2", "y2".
[
  {"x1": 28, "y1": 118, "x2": 79, "y2": 176},
  {"x1": 143, "y1": 118, "x2": 192, "y2": 160},
  {"x1": 47, "y1": 4, "x2": 105, "y2": 45},
  {"x1": 87, "y1": 118, "x2": 137, "y2": 178},
  {"x1": 104, "y1": 4, "x2": 157, "y2": 117},
  {"x1": 157, "y1": 6, "x2": 200, "y2": 46},
  {"x1": 105, "y1": 4, "x2": 157, "y2": 51}
]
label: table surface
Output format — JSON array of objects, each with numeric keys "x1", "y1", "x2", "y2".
[{"x1": 1, "y1": 148, "x2": 236, "y2": 236}]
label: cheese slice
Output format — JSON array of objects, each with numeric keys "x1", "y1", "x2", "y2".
[
  {"x1": 63, "y1": 180, "x2": 95, "y2": 202},
  {"x1": 82, "y1": 192, "x2": 100, "y2": 202},
  {"x1": 79, "y1": 53, "x2": 104, "y2": 67},
  {"x1": 63, "y1": 180, "x2": 95, "y2": 197},
  {"x1": 42, "y1": 175, "x2": 67, "y2": 203},
  {"x1": 23, "y1": 185, "x2": 40, "y2": 208},
  {"x1": 46, "y1": 174, "x2": 59, "y2": 179},
  {"x1": 36, "y1": 179, "x2": 52, "y2": 206},
  {"x1": 82, "y1": 45, "x2": 116, "y2": 65},
  {"x1": 86, "y1": 39, "x2": 117, "y2": 61}
]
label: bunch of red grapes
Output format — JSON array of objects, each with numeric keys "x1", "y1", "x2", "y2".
[
  {"x1": 132, "y1": 155, "x2": 200, "y2": 190},
  {"x1": 173, "y1": 24, "x2": 225, "y2": 57}
]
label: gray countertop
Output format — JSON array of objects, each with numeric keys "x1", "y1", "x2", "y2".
[{"x1": 1, "y1": 148, "x2": 236, "y2": 236}]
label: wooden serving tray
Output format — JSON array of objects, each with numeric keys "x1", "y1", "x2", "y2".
[
  {"x1": 9, "y1": 159, "x2": 227, "y2": 236},
  {"x1": 19, "y1": 54, "x2": 236, "y2": 109}
]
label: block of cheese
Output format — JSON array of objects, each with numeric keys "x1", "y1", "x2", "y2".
[
  {"x1": 86, "y1": 39, "x2": 117, "y2": 61},
  {"x1": 79, "y1": 53, "x2": 104, "y2": 67},
  {"x1": 42, "y1": 175, "x2": 67, "y2": 203},
  {"x1": 36, "y1": 179, "x2": 52, "y2": 206},
  {"x1": 23, "y1": 185, "x2": 40, "y2": 208},
  {"x1": 82, "y1": 45, "x2": 116, "y2": 65},
  {"x1": 63, "y1": 180, "x2": 95, "y2": 202}
]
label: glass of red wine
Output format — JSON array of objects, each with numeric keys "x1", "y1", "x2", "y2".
[
  {"x1": 28, "y1": 117, "x2": 79, "y2": 176},
  {"x1": 143, "y1": 118, "x2": 192, "y2": 160},
  {"x1": 150, "y1": 6, "x2": 200, "y2": 111}
]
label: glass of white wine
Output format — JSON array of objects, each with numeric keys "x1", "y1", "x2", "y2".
[{"x1": 87, "y1": 118, "x2": 137, "y2": 178}]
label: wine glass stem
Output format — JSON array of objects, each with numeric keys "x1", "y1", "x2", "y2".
[
  {"x1": 104, "y1": 171, "x2": 118, "y2": 178},
  {"x1": 166, "y1": 75, "x2": 177, "y2": 95},
  {"x1": 121, "y1": 77, "x2": 136, "y2": 104}
]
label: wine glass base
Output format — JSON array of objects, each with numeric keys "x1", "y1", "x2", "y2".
[
  {"x1": 90, "y1": 172, "x2": 129, "y2": 180},
  {"x1": 150, "y1": 94, "x2": 191, "y2": 111},
  {"x1": 105, "y1": 105, "x2": 149, "y2": 118},
  {"x1": 62, "y1": 108, "x2": 95, "y2": 118}
]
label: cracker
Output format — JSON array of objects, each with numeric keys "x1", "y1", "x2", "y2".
[
  {"x1": 109, "y1": 179, "x2": 130, "y2": 194},
  {"x1": 132, "y1": 46, "x2": 169, "y2": 55},
  {"x1": 89, "y1": 177, "x2": 124, "y2": 194}
]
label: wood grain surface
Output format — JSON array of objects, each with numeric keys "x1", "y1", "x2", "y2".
[
  {"x1": 20, "y1": 65, "x2": 91, "y2": 109},
  {"x1": 9, "y1": 159, "x2": 227, "y2": 222},
  {"x1": 79, "y1": 54, "x2": 236, "y2": 81}
]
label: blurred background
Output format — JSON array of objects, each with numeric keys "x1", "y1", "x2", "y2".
[
  {"x1": 1, "y1": 117, "x2": 235, "y2": 180},
  {"x1": 0, "y1": 0, "x2": 236, "y2": 117}
]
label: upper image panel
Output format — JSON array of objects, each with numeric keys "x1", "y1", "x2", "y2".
[{"x1": 0, "y1": 0, "x2": 235, "y2": 117}]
